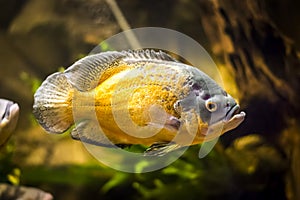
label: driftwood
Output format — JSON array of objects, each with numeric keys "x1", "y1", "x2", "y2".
[{"x1": 197, "y1": 0, "x2": 300, "y2": 199}]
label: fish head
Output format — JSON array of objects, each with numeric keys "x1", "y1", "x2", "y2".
[
  {"x1": 199, "y1": 91, "x2": 240, "y2": 124},
  {"x1": 177, "y1": 68, "x2": 245, "y2": 141}
]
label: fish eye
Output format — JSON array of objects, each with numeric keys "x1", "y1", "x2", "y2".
[{"x1": 205, "y1": 101, "x2": 217, "y2": 112}]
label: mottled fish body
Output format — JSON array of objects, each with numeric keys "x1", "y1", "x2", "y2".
[{"x1": 33, "y1": 50, "x2": 245, "y2": 155}]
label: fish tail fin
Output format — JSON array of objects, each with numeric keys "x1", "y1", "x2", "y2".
[{"x1": 33, "y1": 72, "x2": 74, "y2": 133}]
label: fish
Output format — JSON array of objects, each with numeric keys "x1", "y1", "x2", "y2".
[
  {"x1": 0, "y1": 99, "x2": 19, "y2": 148},
  {"x1": 33, "y1": 49, "x2": 245, "y2": 155}
]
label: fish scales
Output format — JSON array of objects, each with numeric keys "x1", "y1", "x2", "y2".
[
  {"x1": 33, "y1": 49, "x2": 246, "y2": 155},
  {"x1": 70, "y1": 63, "x2": 192, "y2": 145}
]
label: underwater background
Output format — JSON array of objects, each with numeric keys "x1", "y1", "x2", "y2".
[{"x1": 0, "y1": 0, "x2": 299, "y2": 199}]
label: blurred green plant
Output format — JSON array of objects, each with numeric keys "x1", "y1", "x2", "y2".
[
  {"x1": 95, "y1": 137, "x2": 286, "y2": 200},
  {"x1": 99, "y1": 41, "x2": 114, "y2": 52},
  {"x1": 0, "y1": 142, "x2": 21, "y2": 186},
  {"x1": 13, "y1": 135, "x2": 287, "y2": 199},
  {"x1": 7, "y1": 168, "x2": 21, "y2": 185},
  {"x1": 19, "y1": 72, "x2": 41, "y2": 94}
]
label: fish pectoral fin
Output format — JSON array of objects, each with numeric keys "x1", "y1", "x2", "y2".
[
  {"x1": 147, "y1": 117, "x2": 180, "y2": 132},
  {"x1": 144, "y1": 142, "x2": 181, "y2": 156},
  {"x1": 70, "y1": 120, "x2": 114, "y2": 147},
  {"x1": 147, "y1": 104, "x2": 181, "y2": 132},
  {"x1": 164, "y1": 116, "x2": 181, "y2": 132}
]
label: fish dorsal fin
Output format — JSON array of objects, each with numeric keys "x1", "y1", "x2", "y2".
[
  {"x1": 63, "y1": 50, "x2": 177, "y2": 91},
  {"x1": 123, "y1": 49, "x2": 177, "y2": 63},
  {"x1": 64, "y1": 51, "x2": 125, "y2": 91}
]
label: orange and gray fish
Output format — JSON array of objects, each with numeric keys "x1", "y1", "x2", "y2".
[
  {"x1": 0, "y1": 99, "x2": 19, "y2": 148},
  {"x1": 33, "y1": 50, "x2": 245, "y2": 155}
]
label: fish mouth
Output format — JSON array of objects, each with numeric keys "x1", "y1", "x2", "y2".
[
  {"x1": 224, "y1": 104, "x2": 241, "y2": 122},
  {"x1": 0, "y1": 101, "x2": 19, "y2": 123},
  {"x1": 2, "y1": 102, "x2": 13, "y2": 120},
  {"x1": 198, "y1": 103, "x2": 246, "y2": 141},
  {"x1": 0, "y1": 99, "x2": 19, "y2": 137},
  {"x1": 199, "y1": 104, "x2": 245, "y2": 140}
]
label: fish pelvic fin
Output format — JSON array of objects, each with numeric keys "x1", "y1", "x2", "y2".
[
  {"x1": 33, "y1": 72, "x2": 74, "y2": 133},
  {"x1": 144, "y1": 142, "x2": 182, "y2": 156}
]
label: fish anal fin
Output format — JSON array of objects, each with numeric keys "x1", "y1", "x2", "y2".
[{"x1": 70, "y1": 120, "x2": 114, "y2": 147}]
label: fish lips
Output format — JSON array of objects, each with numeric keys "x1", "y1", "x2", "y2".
[
  {"x1": 222, "y1": 104, "x2": 246, "y2": 133},
  {"x1": 222, "y1": 109, "x2": 246, "y2": 133},
  {"x1": 199, "y1": 104, "x2": 246, "y2": 140},
  {"x1": 0, "y1": 100, "x2": 19, "y2": 128},
  {"x1": 0, "y1": 99, "x2": 19, "y2": 147},
  {"x1": 225, "y1": 104, "x2": 241, "y2": 122}
]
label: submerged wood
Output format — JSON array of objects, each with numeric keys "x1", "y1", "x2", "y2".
[{"x1": 197, "y1": 0, "x2": 300, "y2": 199}]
